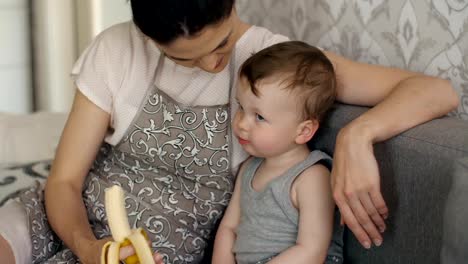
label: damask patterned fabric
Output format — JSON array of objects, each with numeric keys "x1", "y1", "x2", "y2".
[
  {"x1": 237, "y1": 0, "x2": 468, "y2": 120},
  {"x1": 15, "y1": 85, "x2": 235, "y2": 263},
  {"x1": 0, "y1": 161, "x2": 50, "y2": 206}
]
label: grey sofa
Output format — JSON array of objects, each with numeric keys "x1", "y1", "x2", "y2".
[
  {"x1": 442, "y1": 157, "x2": 468, "y2": 264},
  {"x1": 310, "y1": 104, "x2": 468, "y2": 264}
]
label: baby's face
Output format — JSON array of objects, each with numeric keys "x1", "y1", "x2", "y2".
[{"x1": 233, "y1": 76, "x2": 304, "y2": 158}]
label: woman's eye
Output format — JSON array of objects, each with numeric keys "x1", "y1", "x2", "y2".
[
  {"x1": 218, "y1": 38, "x2": 229, "y2": 49},
  {"x1": 256, "y1": 114, "x2": 265, "y2": 121}
]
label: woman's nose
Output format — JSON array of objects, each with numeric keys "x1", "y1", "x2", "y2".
[{"x1": 198, "y1": 54, "x2": 219, "y2": 71}]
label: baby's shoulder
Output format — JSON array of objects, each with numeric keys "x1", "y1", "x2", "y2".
[
  {"x1": 291, "y1": 163, "x2": 330, "y2": 194},
  {"x1": 294, "y1": 163, "x2": 330, "y2": 188},
  {"x1": 290, "y1": 163, "x2": 331, "y2": 205}
]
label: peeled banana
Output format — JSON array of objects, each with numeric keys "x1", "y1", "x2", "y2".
[{"x1": 101, "y1": 185, "x2": 155, "y2": 264}]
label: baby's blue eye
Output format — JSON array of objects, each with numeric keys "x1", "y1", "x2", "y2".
[{"x1": 256, "y1": 114, "x2": 265, "y2": 121}]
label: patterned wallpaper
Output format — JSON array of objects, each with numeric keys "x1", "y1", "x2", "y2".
[{"x1": 237, "y1": 0, "x2": 468, "y2": 120}]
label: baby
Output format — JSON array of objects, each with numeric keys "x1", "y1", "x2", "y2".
[{"x1": 212, "y1": 40, "x2": 338, "y2": 264}]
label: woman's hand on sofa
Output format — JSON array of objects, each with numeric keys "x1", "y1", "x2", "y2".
[
  {"x1": 331, "y1": 124, "x2": 388, "y2": 249},
  {"x1": 325, "y1": 49, "x2": 458, "y2": 249}
]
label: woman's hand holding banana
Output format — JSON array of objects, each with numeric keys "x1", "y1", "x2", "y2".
[{"x1": 101, "y1": 185, "x2": 163, "y2": 264}]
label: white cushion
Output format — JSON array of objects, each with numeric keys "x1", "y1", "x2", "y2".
[{"x1": 0, "y1": 112, "x2": 67, "y2": 165}]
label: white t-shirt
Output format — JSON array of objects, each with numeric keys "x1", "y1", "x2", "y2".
[{"x1": 71, "y1": 21, "x2": 289, "y2": 170}]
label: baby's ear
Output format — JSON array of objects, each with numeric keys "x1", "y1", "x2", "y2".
[{"x1": 295, "y1": 119, "x2": 319, "y2": 144}]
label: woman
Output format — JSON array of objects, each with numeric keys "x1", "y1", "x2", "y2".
[{"x1": 0, "y1": 0, "x2": 458, "y2": 263}]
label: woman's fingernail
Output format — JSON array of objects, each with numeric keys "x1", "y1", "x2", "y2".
[
  {"x1": 380, "y1": 226, "x2": 385, "y2": 233},
  {"x1": 363, "y1": 241, "x2": 371, "y2": 249},
  {"x1": 374, "y1": 239, "x2": 382, "y2": 247}
]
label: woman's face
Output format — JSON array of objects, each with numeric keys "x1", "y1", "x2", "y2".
[{"x1": 157, "y1": 9, "x2": 245, "y2": 73}]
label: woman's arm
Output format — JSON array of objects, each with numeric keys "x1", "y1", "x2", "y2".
[
  {"x1": 44, "y1": 90, "x2": 111, "y2": 264},
  {"x1": 44, "y1": 90, "x2": 173, "y2": 264},
  {"x1": 212, "y1": 163, "x2": 245, "y2": 264},
  {"x1": 324, "y1": 51, "x2": 459, "y2": 249},
  {"x1": 267, "y1": 164, "x2": 334, "y2": 264}
]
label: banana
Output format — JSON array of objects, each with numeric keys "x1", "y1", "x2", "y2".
[{"x1": 101, "y1": 185, "x2": 155, "y2": 264}]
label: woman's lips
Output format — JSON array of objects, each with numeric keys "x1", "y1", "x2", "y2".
[{"x1": 237, "y1": 137, "x2": 249, "y2": 145}]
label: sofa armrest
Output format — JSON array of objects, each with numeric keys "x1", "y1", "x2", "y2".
[
  {"x1": 309, "y1": 103, "x2": 468, "y2": 264},
  {"x1": 441, "y1": 157, "x2": 468, "y2": 264}
]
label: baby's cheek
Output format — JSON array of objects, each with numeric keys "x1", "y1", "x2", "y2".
[{"x1": 254, "y1": 134, "x2": 278, "y2": 153}]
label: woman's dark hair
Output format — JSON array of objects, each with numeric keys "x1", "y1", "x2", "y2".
[{"x1": 130, "y1": 0, "x2": 235, "y2": 44}]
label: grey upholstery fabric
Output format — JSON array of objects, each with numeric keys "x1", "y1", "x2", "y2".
[
  {"x1": 441, "y1": 157, "x2": 468, "y2": 264},
  {"x1": 236, "y1": 0, "x2": 468, "y2": 120},
  {"x1": 309, "y1": 103, "x2": 468, "y2": 264}
]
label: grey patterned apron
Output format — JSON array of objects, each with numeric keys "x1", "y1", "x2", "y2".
[{"x1": 16, "y1": 55, "x2": 235, "y2": 263}]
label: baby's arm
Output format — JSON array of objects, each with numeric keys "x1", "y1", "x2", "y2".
[
  {"x1": 268, "y1": 163, "x2": 335, "y2": 264},
  {"x1": 212, "y1": 162, "x2": 247, "y2": 264}
]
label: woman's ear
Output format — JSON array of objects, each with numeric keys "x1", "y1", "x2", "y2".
[{"x1": 295, "y1": 119, "x2": 319, "y2": 144}]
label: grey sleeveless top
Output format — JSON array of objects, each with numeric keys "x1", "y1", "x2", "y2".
[
  {"x1": 233, "y1": 151, "x2": 332, "y2": 264},
  {"x1": 16, "y1": 55, "x2": 236, "y2": 263}
]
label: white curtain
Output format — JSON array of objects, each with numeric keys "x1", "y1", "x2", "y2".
[
  {"x1": 0, "y1": 0, "x2": 32, "y2": 113},
  {"x1": 32, "y1": 0, "x2": 76, "y2": 113},
  {"x1": 31, "y1": 0, "x2": 131, "y2": 113}
]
